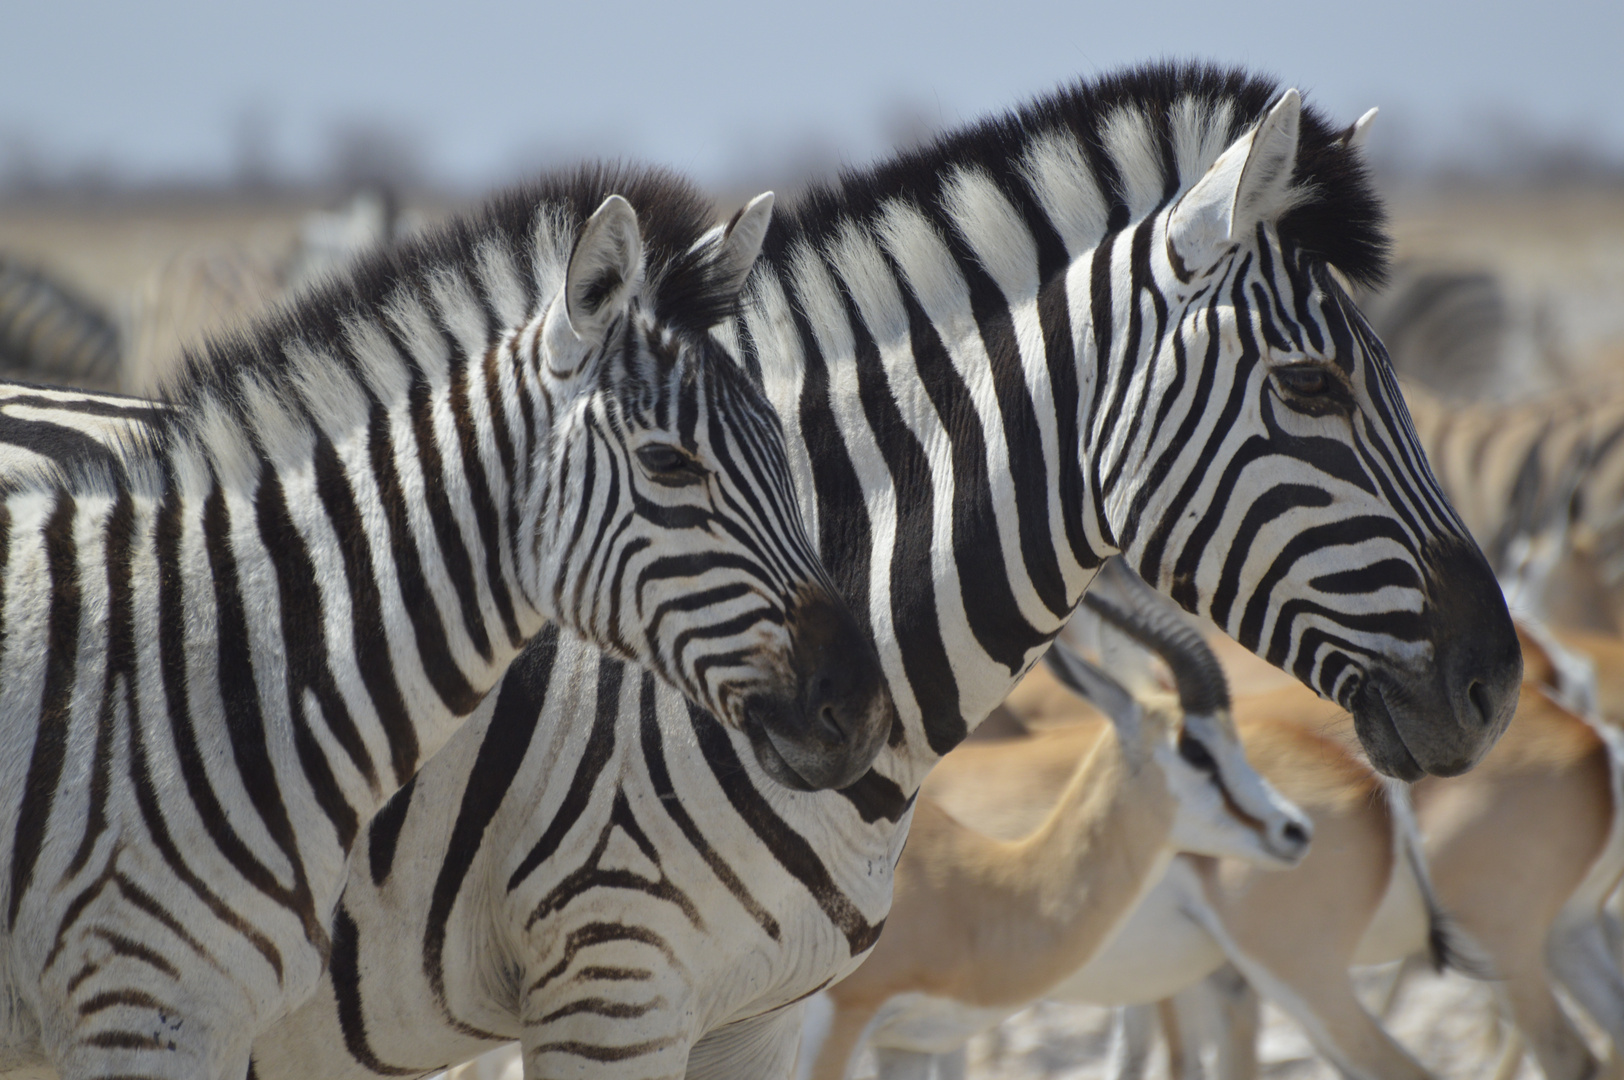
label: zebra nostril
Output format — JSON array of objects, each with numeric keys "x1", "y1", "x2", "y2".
[
  {"x1": 817, "y1": 704, "x2": 847, "y2": 744},
  {"x1": 1467, "y1": 680, "x2": 1492, "y2": 725}
]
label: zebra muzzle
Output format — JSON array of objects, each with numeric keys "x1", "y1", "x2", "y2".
[{"x1": 742, "y1": 595, "x2": 894, "y2": 791}]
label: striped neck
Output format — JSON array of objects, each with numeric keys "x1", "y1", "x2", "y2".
[
  {"x1": 143, "y1": 297, "x2": 551, "y2": 799},
  {"x1": 727, "y1": 64, "x2": 1393, "y2": 789}
]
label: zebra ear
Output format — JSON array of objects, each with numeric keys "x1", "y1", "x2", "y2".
[
  {"x1": 543, "y1": 195, "x2": 645, "y2": 378},
  {"x1": 1166, "y1": 89, "x2": 1302, "y2": 273},
  {"x1": 710, "y1": 191, "x2": 774, "y2": 300},
  {"x1": 1342, "y1": 107, "x2": 1378, "y2": 151}
]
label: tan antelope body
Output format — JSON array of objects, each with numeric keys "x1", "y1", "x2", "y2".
[
  {"x1": 1099, "y1": 629, "x2": 1624, "y2": 1080},
  {"x1": 924, "y1": 680, "x2": 1439, "y2": 1080},
  {"x1": 802, "y1": 568, "x2": 1311, "y2": 1080}
]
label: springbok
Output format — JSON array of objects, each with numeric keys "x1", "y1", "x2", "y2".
[
  {"x1": 1071, "y1": 625, "x2": 1624, "y2": 1080},
  {"x1": 923, "y1": 667, "x2": 1448, "y2": 1080},
  {"x1": 800, "y1": 568, "x2": 1311, "y2": 1080}
]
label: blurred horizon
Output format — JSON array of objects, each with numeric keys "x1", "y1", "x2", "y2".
[{"x1": 3, "y1": 0, "x2": 1621, "y2": 200}]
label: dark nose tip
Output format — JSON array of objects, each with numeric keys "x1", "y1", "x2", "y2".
[
  {"x1": 806, "y1": 665, "x2": 859, "y2": 745},
  {"x1": 1282, "y1": 821, "x2": 1309, "y2": 848},
  {"x1": 1422, "y1": 536, "x2": 1522, "y2": 741}
]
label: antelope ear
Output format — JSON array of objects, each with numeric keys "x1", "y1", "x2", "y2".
[
  {"x1": 710, "y1": 191, "x2": 774, "y2": 300},
  {"x1": 1342, "y1": 107, "x2": 1378, "y2": 151},
  {"x1": 1044, "y1": 641, "x2": 1141, "y2": 735},
  {"x1": 1167, "y1": 89, "x2": 1302, "y2": 273},
  {"x1": 543, "y1": 195, "x2": 645, "y2": 377}
]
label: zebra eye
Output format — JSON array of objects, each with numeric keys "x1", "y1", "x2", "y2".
[
  {"x1": 636, "y1": 444, "x2": 706, "y2": 486},
  {"x1": 1177, "y1": 732, "x2": 1218, "y2": 773},
  {"x1": 1275, "y1": 365, "x2": 1331, "y2": 396}
]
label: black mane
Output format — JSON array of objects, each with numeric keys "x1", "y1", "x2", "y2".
[
  {"x1": 767, "y1": 61, "x2": 1389, "y2": 288},
  {"x1": 164, "y1": 163, "x2": 740, "y2": 419}
]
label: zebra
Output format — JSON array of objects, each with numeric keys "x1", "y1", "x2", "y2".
[
  {"x1": 238, "y1": 63, "x2": 1523, "y2": 1080},
  {"x1": 0, "y1": 165, "x2": 894, "y2": 1080},
  {"x1": 0, "y1": 255, "x2": 122, "y2": 390},
  {"x1": 0, "y1": 382, "x2": 171, "y2": 487}
]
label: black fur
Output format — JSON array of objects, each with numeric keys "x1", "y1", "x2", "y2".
[{"x1": 765, "y1": 61, "x2": 1390, "y2": 289}]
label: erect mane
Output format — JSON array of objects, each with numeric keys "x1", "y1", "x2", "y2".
[
  {"x1": 157, "y1": 163, "x2": 742, "y2": 427},
  {"x1": 766, "y1": 61, "x2": 1389, "y2": 288}
]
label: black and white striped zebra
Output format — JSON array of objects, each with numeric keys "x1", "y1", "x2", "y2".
[
  {"x1": 0, "y1": 255, "x2": 122, "y2": 389},
  {"x1": 239, "y1": 64, "x2": 1521, "y2": 1080},
  {"x1": 0, "y1": 381, "x2": 170, "y2": 486},
  {"x1": 0, "y1": 166, "x2": 893, "y2": 1080}
]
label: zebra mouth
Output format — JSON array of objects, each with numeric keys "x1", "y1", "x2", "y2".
[
  {"x1": 1351, "y1": 678, "x2": 1424, "y2": 782},
  {"x1": 740, "y1": 714, "x2": 819, "y2": 792}
]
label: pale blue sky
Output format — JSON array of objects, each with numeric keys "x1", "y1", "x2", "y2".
[{"x1": 3, "y1": 0, "x2": 1620, "y2": 189}]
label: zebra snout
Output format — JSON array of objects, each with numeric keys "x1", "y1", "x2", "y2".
[
  {"x1": 739, "y1": 593, "x2": 893, "y2": 792},
  {"x1": 1351, "y1": 535, "x2": 1522, "y2": 779}
]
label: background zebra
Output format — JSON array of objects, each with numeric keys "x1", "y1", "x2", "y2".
[
  {"x1": 0, "y1": 255, "x2": 122, "y2": 389},
  {"x1": 0, "y1": 165, "x2": 893, "y2": 1080},
  {"x1": 1342, "y1": 262, "x2": 1624, "y2": 632},
  {"x1": 243, "y1": 63, "x2": 1519, "y2": 1080}
]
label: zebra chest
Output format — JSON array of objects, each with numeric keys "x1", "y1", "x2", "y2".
[{"x1": 492, "y1": 759, "x2": 901, "y2": 1034}]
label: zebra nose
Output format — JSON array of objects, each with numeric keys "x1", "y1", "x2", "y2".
[{"x1": 805, "y1": 661, "x2": 862, "y2": 745}]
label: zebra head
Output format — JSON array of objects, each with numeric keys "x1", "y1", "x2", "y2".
[
  {"x1": 526, "y1": 192, "x2": 894, "y2": 791},
  {"x1": 1116, "y1": 90, "x2": 1519, "y2": 780}
]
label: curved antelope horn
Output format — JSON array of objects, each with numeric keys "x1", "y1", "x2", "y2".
[
  {"x1": 1081, "y1": 559, "x2": 1231, "y2": 718},
  {"x1": 1044, "y1": 642, "x2": 1139, "y2": 730}
]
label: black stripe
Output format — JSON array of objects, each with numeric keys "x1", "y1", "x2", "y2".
[
  {"x1": 0, "y1": 411, "x2": 128, "y2": 477},
  {"x1": 311, "y1": 433, "x2": 420, "y2": 784},
  {"x1": 67, "y1": 491, "x2": 135, "y2": 877},
  {"x1": 407, "y1": 376, "x2": 494, "y2": 663},
  {"x1": 201, "y1": 482, "x2": 326, "y2": 954},
  {"x1": 1136, "y1": 283, "x2": 1227, "y2": 585},
  {"x1": 887, "y1": 253, "x2": 1046, "y2": 679},
  {"x1": 327, "y1": 904, "x2": 418, "y2": 1076},
  {"x1": 422, "y1": 626, "x2": 556, "y2": 1021},
  {"x1": 255, "y1": 474, "x2": 367, "y2": 848},
  {"x1": 1034, "y1": 276, "x2": 1096, "y2": 573},
  {"x1": 637, "y1": 673, "x2": 780, "y2": 940},
  {"x1": 368, "y1": 402, "x2": 480, "y2": 718},
  {"x1": 686, "y1": 700, "x2": 881, "y2": 955},
  {"x1": 151, "y1": 487, "x2": 283, "y2": 978},
  {"x1": 366, "y1": 773, "x2": 416, "y2": 887},
  {"x1": 449, "y1": 354, "x2": 523, "y2": 648},
  {"x1": 524, "y1": 793, "x2": 701, "y2": 932},
  {"x1": 506, "y1": 649, "x2": 621, "y2": 889},
  {"x1": 10, "y1": 493, "x2": 81, "y2": 929},
  {"x1": 1207, "y1": 484, "x2": 1334, "y2": 628}
]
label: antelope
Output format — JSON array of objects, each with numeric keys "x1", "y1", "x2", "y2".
[
  {"x1": 1068, "y1": 625, "x2": 1624, "y2": 1080},
  {"x1": 801, "y1": 564, "x2": 1312, "y2": 1080},
  {"x1": 926, "y1": 667, "x2": 1448, "y2": 1080}
]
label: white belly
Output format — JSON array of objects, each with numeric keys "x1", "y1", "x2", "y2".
[{"x1": 1048, "y1": 859, "x2": 1226, "y2": 1006}]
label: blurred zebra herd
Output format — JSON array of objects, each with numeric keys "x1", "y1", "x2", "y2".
[{"x1": 0, "y1": 64, "x2": 1620, "y2": 1080}]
